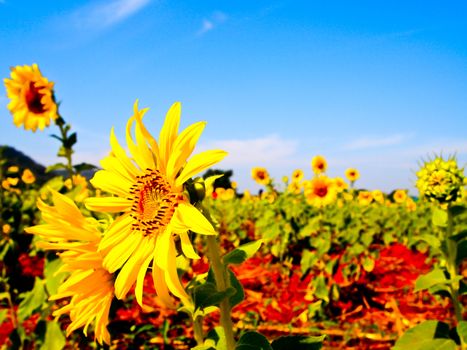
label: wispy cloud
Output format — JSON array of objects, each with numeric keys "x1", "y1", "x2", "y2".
[
  {"x1": 197, "y1": 11, "x2": 227, "y2": 36},
  {"x1": 200, "y1": 134, "x2": 298, "y2": 167},
  {"x1": 70, "y1": 0, "x2": 151, "y2": 30},
  {"x1": 345, "y1": 133, "x2": 411, "y2": 150}
]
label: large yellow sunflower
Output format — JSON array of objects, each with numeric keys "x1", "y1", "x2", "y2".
[
  {"x1": 4, "y1": 64, "x2": 58, "y2": 132},
  {"x1": 25, "y1": 191, "x2": 114, "y2": 345},
  {"x1": 85, "y1": 101, "x2": 227, "y2": 307}
]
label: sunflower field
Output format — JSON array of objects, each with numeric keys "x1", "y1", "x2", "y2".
[{"x1": 0, "y1": 64, "x2": 466, "y2": 350}]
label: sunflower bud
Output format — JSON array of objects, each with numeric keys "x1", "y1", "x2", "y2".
[
  {"x1": 186, "y1": 177, "x2": 206, "y2": 204},
  {"x1": 416, "y1": 157, "x2": 465, "y2": 205}
]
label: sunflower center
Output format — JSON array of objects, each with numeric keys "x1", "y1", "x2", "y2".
[
  {"x1": 257, "y1": 171, "x2": 266, "y2": 180},
  {"x1": 129, "y1": 170, "x2": 181, "y2": 236},
  {"x1": 25, "y1": 82, "x2": 46, "y2": 114},
  {"x1": 314, "y1": 184, "x2": 328, "y2": 197}
]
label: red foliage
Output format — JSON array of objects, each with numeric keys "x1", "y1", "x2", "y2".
[{"x1": 18, "y1": 253, "x2": 44, "y2": 278}]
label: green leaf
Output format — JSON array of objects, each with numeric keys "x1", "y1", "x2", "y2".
[
  {"x1": 450, "y1": 229, "x2": 467, "y2": 242},
  {"x1": 457, "y1": 321, "x2": 467, "y2": 344},
  {"x1": 193, "y1": 282, "x2": 235, "y2": 311},
  {"x1": 432, "y1": 207, "x2": 448, "y2": 227},
  {"x1": 64, "y1": 132, "x2": 77, "y2": 148},
  {"x1": 456, "y1": 240, "x2": 467, "y2": 265},
  {"x1": 393, "y1": 320, "x2": 456, "y2": 350},
  {"x1": 460, "y1": 280, "x2": 467, "y2": 295},
  {"x1": 40, "y1": 176, "x2": 64, "y2": 192},
  {"x1": 362, "y1": 256, "x2": 375, "y2": 272},
  {"x1": 45, "y1": 163, "x2": 68, "y2": 173},
  {"x1": 414, "y1": 268, "x2": 448, "y2": 292},
  {"x1": 449, "y1": 205, "x2": 466, "y2": 217},
  {"x1": 57, "y1": 146, "x2": 67, "y2": 158},
  {"x1": 236, "y1": 331, "x2": 272, "y2": 350},
  {"x1": 413, "y1": 234, "x2": 442, "y2": 249},
  {"x1": 40, "y1": 321, "x2": 65, "y2": 350},
  {"x1": 300, "y1": 250, "x2": 318, "y2": 274},
  {"x1": 229, "y1": 269, "x2": 245, "y2": 308},
  {"x1": 73, "y1": 162, "x2": 97, "y2": 173},
  {"x1": 271, "y1": 335, "x2": 325, "y2": 350},
  {"x1": 0, "y1": 309, "x2": 8, "y2": 325},
  {"x1": 313, "y1": 275, "x2": 329, "y2": 303},
  {"x1": 50, "y1": 134, "x2": 63, "y2": 142},
  {"x1": 18, "y1": 278, "x2": 47, "y2": 321},
  {"x1": 44, "y1": 258, "x2": 68, "y2": 296},
  {"x1": 204, "y1": 326, "x2": 227, "y2": 350},
  {"x1": 224, "y1": 240, "x2": 263, "y2": 265}
]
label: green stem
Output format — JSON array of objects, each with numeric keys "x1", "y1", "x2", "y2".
[
  {"x1": 445, "y1": 208, "x2": 464, "y2": 326},
  {"x1": 54, "y1": 114, "x2": 74, "y2": 178},
  {"x1": 2, "y1": 266, "x2": 18, "y2": 329},
  {"x1": 206, "y1": 235, "x2": 236, "y2": 350},
  {"x1": 193, "y1": 315, "x2": 204, "y2": 346}
]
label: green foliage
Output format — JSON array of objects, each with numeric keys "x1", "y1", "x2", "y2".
[
  {"x1": 393, "y1": 320, "x2": 457, "y2": 350},
  {"x1": 40, "y1": 321, "x2": 66, "y2": 350},
  {"x1": 236, "y1": 331, "x2": 272, "y2": 350},
  {"x1": 414, "y1": 268, "x2": 448, "y2": 293},
  {"x1": 224, "y1": 240, "x2": 263, "y2": 265},
  {"x1": 271, "y1": 335, "x2": 325, "y2": 350},
  {"x1": 17, "y1": 278, "x2": 47, "y2": 321}
]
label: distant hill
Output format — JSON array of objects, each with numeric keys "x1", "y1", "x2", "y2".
[
  {"x1": 0, "y1": 145, "x2": 97, "y2": 184},
  {"x1": 0, "y1": 145, "x2": 51, "y2": 184}
]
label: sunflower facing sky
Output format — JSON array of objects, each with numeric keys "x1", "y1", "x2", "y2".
[
  {"x1": 304, "y1": 176, "x2": 337, "y2": 208},
  {"x1": 311, "y1": 155, "x2": 327, "y2": 174},
  {"x1": 25, "y1": 191, "x2": 114, "y2": 345},
  {"x1": 251, "y1": 167, "x2": 270, "y2": 185},
  {"x1": 85, "y1": 101, "x2": 227, "y2": 307},
  {"x1": 4, "y1": 64, "x2": 58, "y2": 132}
]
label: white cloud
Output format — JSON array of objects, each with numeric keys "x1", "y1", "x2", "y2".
[
  {"x1": 345, "y1": 133, "x2": 410, "y2": 150},
  {"x1": 199, "y1": 134, "x2": 298, "y2": 167},
  {"x1": 197, "y1": 11, "x2": 227, "y2": 36},
  {"x1": 70, "y1": 0, "x2": 151, "y2": 29}
]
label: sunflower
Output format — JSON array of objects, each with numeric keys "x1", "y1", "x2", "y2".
[
  {"x1": 416, "y1": 157, "x2": 465, "y2": 204},
  {"x1": 358, "y1": 191, "x2": 373, "y2": 205},
  {"x1": 85, "y1": 101, "x2": 227, "y2": 307},
  {"x1": 345, "y1": 168, "x2": 360, "y2": 182},
  {"x1": 304, "y1": 176, "x2": 336, "y2": 207},
  {"x1": 371, "y1": 189, "x2": 385, "y2": 204},
  {"x1": 251, "y1": 167, "x2": 270, "y2": 185},
  {"x1": 393, "y1": 189, "x2": 407, "y2": 204},
  {"x1": 292, "y1": 169, "x2": 304, "y2": 182},
  {"x1": 333, "y1": 177, "x2": 348, "y2": 192},
  {"x1": 4, "y1": 64, "x2": 58, "y2": 132},
  {"x1": 311, "y1": 155, "x2": 327, "y2": 174},
  {"x1": 21, "y1": 168, "x2": 36, "y2": 184},
  {"x1": 25, "y1": 190, "x2": 114, "y2": 345}
]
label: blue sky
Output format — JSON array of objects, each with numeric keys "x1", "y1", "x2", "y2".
[{"x1": 1, "y1": 0, "x2": 466, "y2": 193}]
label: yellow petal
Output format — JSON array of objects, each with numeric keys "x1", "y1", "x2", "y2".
[
  {"x1": 114, "y1": 237, "x2": 153, "y2": 300},
  {"x1": 175, "y1": 150, "x2": 227, "y2": 188},
  {"x1": 175, "y1": 203, "x2": 217, "y2": 235},
  {"x1": 152, "y1": 263, "x2": 176, "y2": 308},
  {"x1": 163, "y1": 237, "x2": 189, "y2": 301},
  {"x1": 179, "y1": 231, "x2": 200, "y2": 259},
  {"x1": 166, "y1": 121, "x2": 206, "y2": 183},
  {"x1": 159, "y1": 102, "x2": 181, "y2": 172},
  {"x1": 109, "y1": 127, "x2": 140, "y2": 177},
  {"x1": 90, "y1": 170, "x2": 132, "y2": 198},
  {"x1": 135, "y1": 252, "x2": 154, "y2": 307},
  {"x1": 99, "y1": 214, "x2": 133, "y2": 252},
  {"x1": 102, "y1": 232, "x2": 142, "y2": 273},
  {"x1": 85, "y1": 197, "x2": 131, "y2": 213}
]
